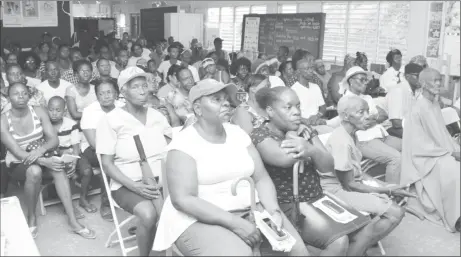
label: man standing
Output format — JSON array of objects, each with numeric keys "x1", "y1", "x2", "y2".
[
  {"x1": 212, "y1": 37, "x2": 229, "y2": 63},
  {"x1": 36, "y1": 61, "x2": 73, "y2": 104}
]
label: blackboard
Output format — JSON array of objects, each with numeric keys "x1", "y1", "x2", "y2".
[
  {"x1": 1, "y1": 1, "x2": 71, "y2": 48},
  {"x1": 241, "y1": 13, "x2": 326, "y2": 59},
  {"x1": 140, "y1": 6, "x2": 178, "y2": 43}
]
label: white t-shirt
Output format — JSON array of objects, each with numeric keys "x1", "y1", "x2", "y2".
[
  {"x1": 96, "y1": 107, "x2": 172, "y2": 191},
  {"x1": 80, "y1": 100, "x2": 124, "y2": 152},
  {"x1": 142, "y1": 48, "x2": 152, "y2": 61},
  {"x1": 153, "y1": 123, "x2": 258, "y2": 251},
  {"x1": 36, "y1": 79, "x2": 72, "y2": 104},
  {"x1": 343, "y1": 90, "x2": 389, "y2": 142},
  {"x1": 379, "y1": 66, "x2": 405, "y2": 93},
  {"x1": 291, "y1": 81, "x2": 325, "y2": 118},
  {"x1": 269, "y1": 75, "x2": 285, "y2": 88},
  {"x1": 158, "y1": 60, "x2": 182, "y2": 82}
]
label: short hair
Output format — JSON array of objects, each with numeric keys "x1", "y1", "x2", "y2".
[
  {"x1": 72, "y1": 59, "x2": 92, "y2": 73},
  {"x1": 230, "y1": 57, "x2": 251, "y2": 76},
  {"x1": 205, "y1": 51, "x2": 217, "y2": 59},
  {"x1": 95, "y1": 43, "x2": 110, "y2": 54},
  {"x1": 385, "y1": 49, "x2": 402, "y2": 66},
  {"x1": 70, "y1": 47, "x2": 82, "y2": 57},
  {"x1": 337, "y1": 95, "x2": 366, "y2": 120},
  {"x1": 216, "y1": 58, "x2": 229, "y2": 71},
  {"x1": 48, "y1": 95, "x2": 66, "y2": 107},
  {"x1": 94, "y1": 79, "x2": 119, "y2": 96},
  {"x1": 255, "y1": 87, "x2": 288, "y2": 109},
  {"x1": 7, "y1": 82, "x2": 28, "y2": 96},
  {"x1": 6, "y1": 53, "x2": 18, "y2": 60},
  {"x1": 278, "y1": 61, "x2": 292, "y2": 74},
  {"x1": 6, "y1": 63, "x2": 22, "y2": 74},
  {"x1": 166, "y1": 64, "x2": 182, "y2": 83},
  {"x1": 45, "y1": 60, "x2": 59, "y2": 70},
  {"x1": 245, "y1": 74, "x2": 267, "y2": 93},
  {"x1": 131, "y1": 42, "x2": 142, "y2": 52},
  {"x1": 58, "y1": 44, "x2": 70, "y2": 51},
  {"x1": 355, "y1": 52, "x2": 367, "y2": 65},
  {"x1": 117, "y1": 49, "x2": 128, "y2": 57},
  {"x1": 291, "y1": 49, "x2": 313, "y2": 70},
  {"x1": 279, "y1": 46, "x2": 289, "y2": 54},
  {"x1": 18, "y1": 51, "x2": 41, "y2": 70},
  {"x1": 176, "y1": 66, "x2": 191, "y2": 80},
  {"x1": 167, "y1": 44, "x2": 180, "y2": 53},
  {"x1": 96, "y1": 58, "x2": 110, "y2": 67},
  {"x1": 38, "y1": 42, "x2": 51, "y2": 50},
  {"x1": 147, "y1": 59, "x2": 156, "y2": 67}
]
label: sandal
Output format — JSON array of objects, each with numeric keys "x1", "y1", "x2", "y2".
[
  {"x1": 79, "y1": 202, "x2": 98, "y2": 213},
  {"x1": 72, "y1": 227, "x2": 96, "y2": 239},
  {"x1": 100, "y1": 206, "x2": 114, "y2": 222},
  {"x1": 29, "y1": 226, "x2": 38, "y2": 239}
]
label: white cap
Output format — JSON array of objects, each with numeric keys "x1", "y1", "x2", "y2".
[
  {"x1": 117, "y1": 67, "x2": 149, "y2": 89},
  {"x1": 339, "y1": 66, "x2": 369, "y2": 94}
]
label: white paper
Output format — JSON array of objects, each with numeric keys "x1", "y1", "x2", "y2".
[
  {"x1": 1, "y1": 0, "x2": 58, "y2": 27},
  {"x1": 243, "y1": 17, "x2": 260, "y2": 56},
  {"x1": 254, "y1": 210, "x2": 296, "y2": 252},
  {"x1": 312, "y1": 195, "x2": 358, "y2": 224}
]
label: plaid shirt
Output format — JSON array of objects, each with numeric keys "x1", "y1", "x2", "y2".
[{"x1": 61, "y1": 69, "x2": 98, "y2": 85}]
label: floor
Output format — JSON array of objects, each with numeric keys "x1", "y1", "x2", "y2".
[{"x1": 5, "y1": 186, "x2": 461, "y2": 256}]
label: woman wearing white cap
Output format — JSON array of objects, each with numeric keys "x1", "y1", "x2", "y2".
[
  {"x1": 153, "y1": 79, "x2": 309, "y2": 256},
  {"x1": 201, "y1": 57, "x2": 229, "y2": 84},
  {"x1": 341, "y1": 66, "x2": 402, "y2": 184},
  {"x1": 97, "y1": 67, "x2": 173, "y2": 256}
]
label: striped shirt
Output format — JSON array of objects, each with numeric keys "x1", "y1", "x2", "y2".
[
  {"x1": 56, "y1": 117, "x2": 80, "y2": 151},
  {"x1": 5, "y1": 106, "x2": 44, "y2": 166}
]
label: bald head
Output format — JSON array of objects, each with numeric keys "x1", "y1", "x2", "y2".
[
  {"x1": 418, "y1": 68, "x2": 442, "y2": 94},
  {"x1": 337, "y1": 95, "x2": 367, "y2": 119}
]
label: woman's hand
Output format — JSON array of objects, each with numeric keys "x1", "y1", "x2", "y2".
[
  {"x1": 43, "y1": 157, "x2": 66, "y2": 172},
  {"x1": 280, "y1": 137, "x2": 313, "y2": 160},
  {"x1": 230, "y1": 217, "x2": 262, "y2": 247},
  {"x1": 23, "y1": 148, "x2": 45, "y2": 165},
  {"x1": 133, "y1": 181, "x2": 161, "y2": 200}
]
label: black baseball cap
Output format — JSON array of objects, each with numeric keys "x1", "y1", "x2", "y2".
[
  {"x1": 214, "y1": 37, "x2": 224, "y2": 43},
  {"x1": 405, "y1": 63, "x2": 424, "y2": 74}
]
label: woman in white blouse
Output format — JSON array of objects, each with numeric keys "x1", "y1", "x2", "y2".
[
  {"x1": 379, "y1": 49, "x2": 405, "y2": 93},
  {"x1": 97, "y1": 67, "x2": 172, "y2": 256},
  {"x1": 153, "y1": 79, "x2": 309, "y2": 256}
]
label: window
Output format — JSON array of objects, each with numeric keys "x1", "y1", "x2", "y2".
[
  {"x1": 251, "y1": 5, "x2": 267, "y2": 14},
  {"x1": 279, "y1": 4, "x2": 297, "y2": 14},
  {"x1": 322, "y1": 1, "x2": 410, "y2": 65},
  {"x1": 206, "y1": 5, "x2": 267, "y2": 52}
]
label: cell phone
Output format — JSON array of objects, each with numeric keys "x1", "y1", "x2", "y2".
[
  {"x1": 322, "y1": 199, "x2": 345, "y2": 214},
  {"x1": 262, "y1": 218, "x2": 286, "y2": 238}
]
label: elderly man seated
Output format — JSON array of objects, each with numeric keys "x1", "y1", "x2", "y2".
[
  {"x1": 321, "y1": 95, "x2": 406, "y2": 248},
  {"x1": 401, "y1": 68, "x2": 460, "y2": 232},
  {"x1": 341, "y1": 66, "x2": 402, "y2": 184}
]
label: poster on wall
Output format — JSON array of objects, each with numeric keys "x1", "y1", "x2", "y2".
[
  {"x1": 1, "y1": 0, "x2": 58, "y2": 27},
  {"x1": 242, "y1": 17, "x2": 260, "y2": 60},
  {"x1": 443, "y1": 1, "x2": 460, "y2": 77},
  {"x1": 425, "y1": 2, "x2": 444, "y2": 58}
]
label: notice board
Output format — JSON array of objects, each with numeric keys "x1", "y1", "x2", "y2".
[
  {"x1": 140, "y1": 6, "x2": 178, "y2": 43},
  {"x1": 241, "y1": 13, "x2": 326, "y2": 59}
]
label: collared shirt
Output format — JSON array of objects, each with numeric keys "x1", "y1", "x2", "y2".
[
  {"x1": 343, "y1": 90, "x2": 389, "y2": 142},
  {"x1": 291, "y1": 81, "x2": 325, "y2": 118},
  {"x1": 381, "y1": 78, "x2": 421, "y2": 122},
  {"x1": 379, "y1": 66, "x2": 405, "y2": 93}
]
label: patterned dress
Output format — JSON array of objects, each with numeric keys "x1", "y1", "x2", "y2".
[{"x1": 250, "y1": 124, "x2": 323, "y2": 204}]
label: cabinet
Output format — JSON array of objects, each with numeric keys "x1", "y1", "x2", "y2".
[{"x1": 164, "y1": 13, "x2": 204, "y2": 49}]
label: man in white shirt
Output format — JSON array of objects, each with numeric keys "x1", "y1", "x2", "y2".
[
  {"x1": 36, "y1": 61, "x2": 72, "y2": 103},
  {"x1": 380, "y1": 63, "x2": 424, "y2": 138},
  {"x1": 379, "y1": 49, "x2": 405, "y2": 93},
  {"x1": 158, "y1": 44, "x2": 182, "y2": 82},
  {"x1": 291, "y1": 58, "x2": 333, "y2": 134},
  {"x1": 342, "y1": 66, "x2": 402, "y2": 184}
]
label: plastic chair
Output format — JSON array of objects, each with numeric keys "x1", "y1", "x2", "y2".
[{"x1": 97, "y1": 155, "x2": 137, "y2": 256}]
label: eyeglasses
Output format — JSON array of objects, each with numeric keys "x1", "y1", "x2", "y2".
[
  {"x1": 353, "y1": 77, "x2": 369, "y2": 84},
  {"x1": 26, "y1": 60, "x2": 35, "y2": 64}
]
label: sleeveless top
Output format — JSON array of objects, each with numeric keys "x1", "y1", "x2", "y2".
[{"x1": 5, "y1": 106, "x2": 44, "y2": 166}]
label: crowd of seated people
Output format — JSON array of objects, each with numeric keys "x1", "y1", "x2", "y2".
[{"x1": 0, "y1": 30, "x2": 460, "y2": 257}]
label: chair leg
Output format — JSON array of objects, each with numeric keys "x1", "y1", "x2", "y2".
[{"x1": 378, "y1": 241, "x2": 386, "y2": 255}]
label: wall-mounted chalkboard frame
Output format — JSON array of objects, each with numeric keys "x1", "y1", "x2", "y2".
[
  {"x1": 140, "y1": 6, "x2": 178, "y2": 43},
  {"x1": 240, "y1": 13, "x2": 326, "y2": 59}
]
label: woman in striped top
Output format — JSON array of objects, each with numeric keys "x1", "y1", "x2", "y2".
[{"x1": 0, "y1": 83, "x2": 95, "y2": 239}]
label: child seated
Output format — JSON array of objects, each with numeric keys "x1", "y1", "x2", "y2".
[{"x1": 47, "y1": 96, "x2": 95, "y2": 217}]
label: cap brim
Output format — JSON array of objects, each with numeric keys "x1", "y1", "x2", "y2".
[
  {"x1": 120, "y1": 73, "x2": 150, "y2": 89},
  {"x1": 190, "y1": 83, "x2": 238, "y2": 103}
]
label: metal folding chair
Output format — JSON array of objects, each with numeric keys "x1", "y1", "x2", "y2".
[{"x1": 97, "y1": 155, "x2": 137, "y2": 256}]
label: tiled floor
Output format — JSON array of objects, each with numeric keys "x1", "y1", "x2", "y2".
[{"x1": 5, "y1": 187, "x2": 461, "y2": 256}]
